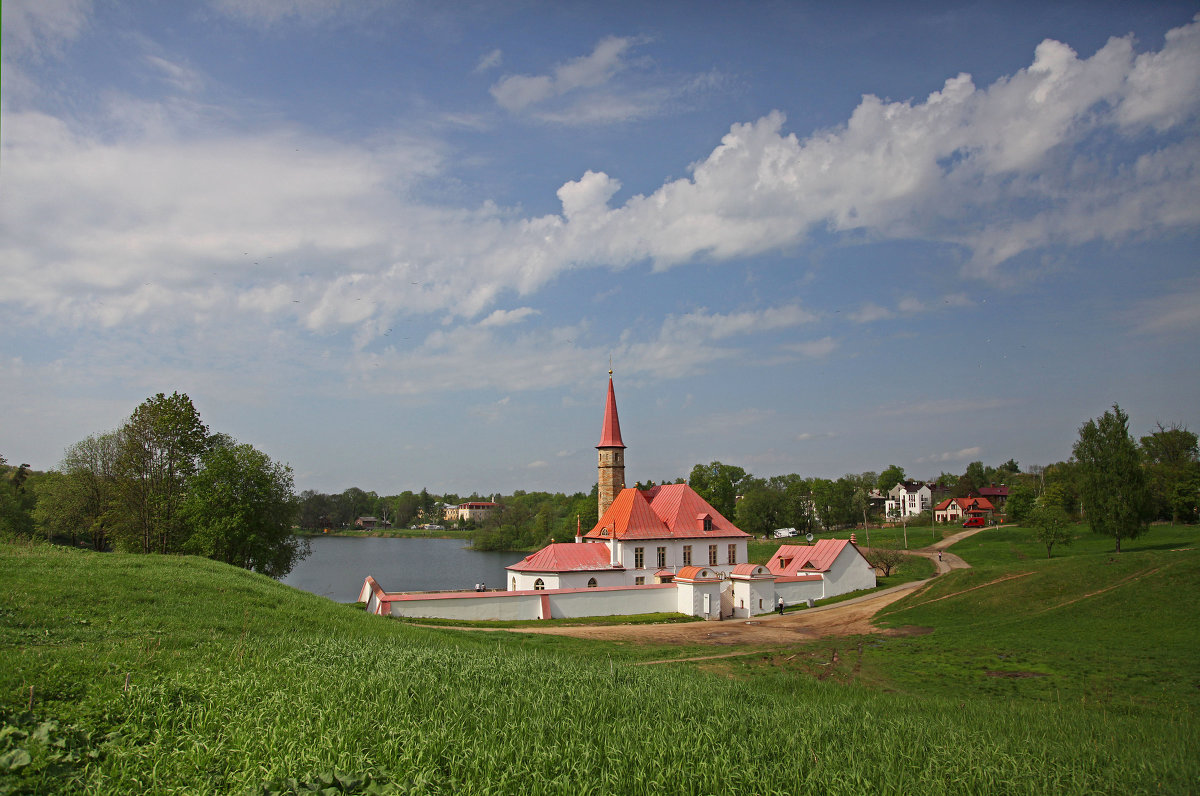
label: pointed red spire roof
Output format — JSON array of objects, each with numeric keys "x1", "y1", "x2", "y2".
[{"x1": 597, "y1": 374, "x2": 625, "y2": 449}]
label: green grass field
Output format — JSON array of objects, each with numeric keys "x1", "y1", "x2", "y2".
[{"x1": 2, "y1": 526, "x2": 1197, "y2": 794}]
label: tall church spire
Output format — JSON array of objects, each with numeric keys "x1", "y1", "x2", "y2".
[{"x1": 596, "y1": 371, "x2": 626, "y2": 519}]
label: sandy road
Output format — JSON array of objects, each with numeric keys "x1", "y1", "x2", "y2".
[{"x1": 509, "y1": 528, "x2": 982, "y2": 647}]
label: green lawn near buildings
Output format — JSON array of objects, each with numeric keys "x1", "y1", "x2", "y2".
[{"x1": 2, "y1": 535, "x2": 1197, "y2": 794}]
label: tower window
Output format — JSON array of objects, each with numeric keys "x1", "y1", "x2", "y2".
[
  {"x1": 533, "y1": 578, "x2": 545, "y2": 591},
  {"x1": 587, "y1": 578, "x2": 598, "y2": 588}
]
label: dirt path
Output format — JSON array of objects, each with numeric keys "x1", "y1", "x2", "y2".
[{"x1": 511, "y1": 529, "x2": 984, "y2": 648}]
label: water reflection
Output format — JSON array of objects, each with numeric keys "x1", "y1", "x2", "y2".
[{"x1": 280, "y1": 536, "x2": 518, "y2": 603}]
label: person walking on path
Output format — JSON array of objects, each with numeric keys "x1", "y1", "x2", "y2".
[{"x1": 776, "y1": 597, "x2": 785, "y2": 615}]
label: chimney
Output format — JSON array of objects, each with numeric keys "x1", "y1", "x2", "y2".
[
  {"x1": 850, "y1": 533, "x2": 857, "y2": 545},
  {"x1": 575, "y1": 515, "x2": 582, "y2": 544}
]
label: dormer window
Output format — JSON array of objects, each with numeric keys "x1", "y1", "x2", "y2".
[
  {"x1": 600, "y1": 527, "x2": 610, "y2": 536},
  {"x1": 699, "y1": 514, "x2": 713, "y2": 531}
]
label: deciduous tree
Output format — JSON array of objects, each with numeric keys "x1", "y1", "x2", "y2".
[
  {"x1": 688, "y1": 461, "x2": 748, "y2": 519},
  {"x1": 1027, "y1": 503, "x2": 1073, "y2": 559},
  {"x1": 1140, "y1": 423, "x2": 1199, "y2": 524},
  {"x1": 181, "y1": 441, "x2": 307, "y2": 577},
  {"x1": 1072, "y1": 404, "x2": 1152, "y2": 552},
  {"x1": 113, "y1": 392, "x2": 209, "y2": 553}
]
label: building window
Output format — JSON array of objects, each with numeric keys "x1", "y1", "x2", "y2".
[
  {"x1": 533, "y1": 578, "x2": 545, "y2": 590},
  {"x1": 703, "y1": 516, "x2": 714, "y2": 531},
  {"x1": 708, "y1": 545, "x2": 718, "y2": 566},
  {"x1": 634, "y1": 546, "x2": 644, "y2": 569},
  {"x1": 728, "y1": 544, "x2": 737, "y2": 565},
  {"x1": 587, "y1": 578, "x2": 597, "y2": 588},
  {"x1": 657, "y1": 546, "x2": 666, "y2": 568},
  {"x1": 634, "y1": 576, "x2": 645, "y2": 586},
  {"x1": 682, "y1": 545, "x2": 692, "y2": 566},
  {"x1": 511, "y1": 577, "x2": 516, "y2": 591}
]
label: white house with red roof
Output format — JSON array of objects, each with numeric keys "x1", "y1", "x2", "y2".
[
  {"x1": 934, "y1": 496, "x2": 995, "y2": 523},
  {"x1": 765, "y1": 539, "x2": 876, "y2": 602},
  {"x1": 508, "y1": 375, "x2": 749, "y2": 592},
  {"x1": 507, "y1": 483, "x2": 751, "y2": 590},
  {"x1": 362, "y1": 374, "x2": 875, "y2": 621}
]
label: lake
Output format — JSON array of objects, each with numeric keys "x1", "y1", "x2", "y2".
[{"x1": 280, "y1": 536, "x2": 520, "y2": 603}]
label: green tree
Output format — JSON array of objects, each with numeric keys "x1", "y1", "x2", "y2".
[
  {"x1": 688, "y1": 461, "x2": 748, "y2": 519},
  {"x1": 1140, "y1": 423, "x2": 1200, "y2": 524},
  {"x1": 34, "y1": 432, "x2": 122, "y2": 549},
  {"x1": 1027, "y1": 503, "x2": 1073, "y2": 559},
  {"x1": 113, "y1": 392, "x2": 209, "y2": 553},
  {"x1": 735, "y1": 485, "x2": 782, "y2": 536},
  {"x1": 877, "y1": 465, "x2": 906, "y2": 493},
  {"x1": 1004, "y1": 482, "x2": 1036, "y2": 523},
  {"x1": 181, "y1": 441, "x2": 307, "y2": 577},
  {"x1": 0, "y1": 455, "x2": 36, "y2": 539},
  {"x1": 1073, "y1": 404, "x2": 1152, "y2": 552}
]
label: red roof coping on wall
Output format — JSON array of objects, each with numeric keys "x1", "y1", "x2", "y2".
[{"x1": 597, "y1": 376, "x2": 625, "y2": 449}]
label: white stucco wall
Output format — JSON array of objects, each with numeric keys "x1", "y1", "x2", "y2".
[
  {"x1": 548, "y1": 585, "x2": 676, "y2": 618},
  {"x1": 675, "y1": 579, "x2": 722, "y2": 619},
  {"x1": 613, "y1": 538, "x2": 748, "y2": 582},
  {"x1": 773, "y1": 577, "x2": 824, "y2": 606},
  {"x1": 731, "y1": 578, "x2": 775, "y2": 618},
  {"x1": 509, "y1": 569, "x2": 627, "y2": 591},
  {"x1": 383, "y1": 584, "x2": 680, "y2": 621},
  {"x1": 821, "y1": 545, "x2": 877, "y2": 597}
]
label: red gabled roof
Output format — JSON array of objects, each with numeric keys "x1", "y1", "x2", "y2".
[
  {"x1": 935, "y1": 497, "x2": 996, "y2": 512},
  {"x1": 583, "y1": 484, "x2": 750, "y2": 541},
  {"x1": 597, "y1": 376, "x2": 625, "y2": 449},
  {"x1": 765, "y1": 539, "x2": 850, "y2": 576},
  {"x1": 978, "y1": 486, "x2": 1009, "y2": 498},
  {"x1": 506, "y1": 542, "x2": 614, "y2": 573}
]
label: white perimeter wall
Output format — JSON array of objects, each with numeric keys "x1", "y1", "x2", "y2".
[
  {"x1": 773, "y1": 578, "x2": 824, "y2": 606},
  {"x1": 385, "y1": 584, "x2": 678, "y2": 621}
]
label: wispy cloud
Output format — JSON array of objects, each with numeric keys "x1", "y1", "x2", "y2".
[
  {"x1": 1128, "y1": 279, "x2": 1200, "y2": 335},
  {"x1": 491, "y1": 36, "x2": 639, "y2": 112},
  {"x1": 474, "y1": 48, "x2": 503, "y2": 73},
  {"x1": 915, "y1": 446, "x2": 983, "y2": 463},
  {"x1": 877, "y1": 398, "x2": 1019, "y2": 417},
  {"x1": 783, "y1": 337, "x2": 838, "y2": 358},
  {"x1": 1, "y1": 0, "x2": 91, "y2": 59}
]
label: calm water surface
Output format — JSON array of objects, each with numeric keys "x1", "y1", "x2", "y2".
[{"x1": 280, "y1": 536, "x2": 519, "y2": 603}]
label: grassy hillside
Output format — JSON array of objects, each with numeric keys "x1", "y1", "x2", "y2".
[
  {"x1": 2, "y1": 539, "x2": 1197, "y2": 794},
  {"x1": 865, "y1": 524, "x2": 1200, "y2": 711}
]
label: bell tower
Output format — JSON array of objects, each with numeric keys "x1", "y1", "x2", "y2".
[{"x1": 596, "y1": 371, "x2": 626, "y2": 519}]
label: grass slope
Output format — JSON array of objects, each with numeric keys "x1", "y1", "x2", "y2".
[
  {"x1": 1, "y1": 539, "x2": 1197, "y2": 794},
  {"x1": 867, "y1": 524, "x2": 1200, "y2": 713}
]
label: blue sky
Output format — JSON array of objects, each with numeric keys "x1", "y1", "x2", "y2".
[{"x1": 2, "y1": 0, "x2": 1198, "y2": 496}]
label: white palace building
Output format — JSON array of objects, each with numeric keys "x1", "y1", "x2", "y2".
[{"x1": 361, "y1": 374, "x2": 875, "y2": 621}]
